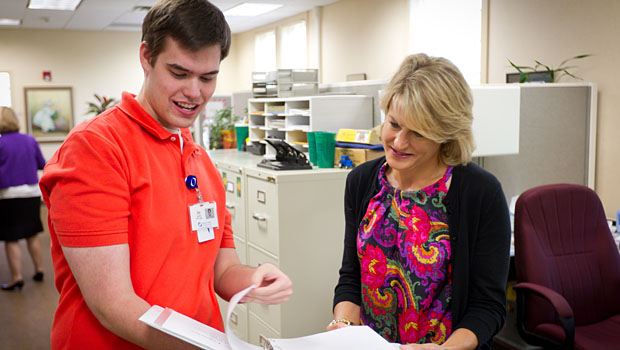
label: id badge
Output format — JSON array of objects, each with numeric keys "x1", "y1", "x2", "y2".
[
  {"x1": 189, "y1": 202, "x2": 210, "y2": 231},
  {"x1": 189, "y1": 202, "x2": 219, "y2": 243},
  {"x1": 197, "y1": 224, "x2": 215, "y2": 243}
]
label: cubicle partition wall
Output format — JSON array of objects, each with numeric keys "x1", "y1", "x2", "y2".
[
  {"x1": 481, "y1": 83, "x2": 597, "y2": 203},
  {"x1": 323, "y1": 81, "x2": 597, "y2": 204}
]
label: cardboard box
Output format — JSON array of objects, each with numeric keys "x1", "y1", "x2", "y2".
[{"x1": 334, "y1": 147, "x2": 384, "y2": 167}]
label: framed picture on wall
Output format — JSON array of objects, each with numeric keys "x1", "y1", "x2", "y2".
[{"x1": 25, "y1": 86, "x2": 74, "y2": 142}]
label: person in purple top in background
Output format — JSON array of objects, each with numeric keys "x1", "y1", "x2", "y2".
[{"x1": 0, "y1": 106, "x2": 46, "y2": 291}]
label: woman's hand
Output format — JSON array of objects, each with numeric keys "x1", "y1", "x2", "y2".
[
  {"x1": 327, "y1": 301, "x2": 361, "y2": 331},
  {"x1": 400, "y1": 328, "x2": 478, "y2": 350},
  {"x1": 241, "y1": 263, "x2": 292, "y2": 304},
  {"x1": 400, "y1": 344, "x2": 441, "y2": 349},
  {"x1": 325, "y1": 319, "x2": 352, "y2": 331}
]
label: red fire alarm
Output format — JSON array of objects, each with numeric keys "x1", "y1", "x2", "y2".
[{"x1": 43, "y1": 71, "x2": 52, "y2": 81}]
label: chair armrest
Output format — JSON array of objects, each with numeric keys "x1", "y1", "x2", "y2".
[
  {"x1": 513, "y1": 282, "x2": 575, "y2": 349},
  {"x1": 513, "y1": 282, "x2": 573, "y2": 319}
]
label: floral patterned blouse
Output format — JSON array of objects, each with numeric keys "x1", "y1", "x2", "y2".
[{"x1": 358, "y1": 162, "x2": 454, "y2": 344}]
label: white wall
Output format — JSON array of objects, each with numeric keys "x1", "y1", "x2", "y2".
[
  {"x1": 0, "y1": 28, "x2": 237, "y2": 160},
  {"x1": 222, "y1": 0, "x2": 409, "y2": 91},
  {"x1": 0, "y1": 29, "x2": 143, "y2": 159},
  {"x1": 487, "y1": 0, "x2": 620, "y2": 218},
  {"x1": 2, "y1": 0, "x2": 618, "y2": 217},
  {"x1": 320, "y1": 0, "x2": 409, "y2": 83}
]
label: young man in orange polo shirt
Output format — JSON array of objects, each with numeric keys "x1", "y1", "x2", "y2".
[{"x1": 39, "y1": 1, "x2": 292, "y2": 349}]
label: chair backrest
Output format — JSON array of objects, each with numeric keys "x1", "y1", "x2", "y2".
[{"x1": 514, "y1": 183, "x2": 620, "y2": 329}]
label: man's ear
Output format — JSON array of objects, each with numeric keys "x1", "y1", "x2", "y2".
[{"x1": 139, "y1": 41, "x2": 153, "y2": 72}]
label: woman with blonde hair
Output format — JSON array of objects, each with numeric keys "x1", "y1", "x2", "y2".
[
  {"x1": 329, "y1": 54, "x2": 511, "y2": 349},
  {"x1": 0, "y1": 106, "x2": 46, "y2": 290}
]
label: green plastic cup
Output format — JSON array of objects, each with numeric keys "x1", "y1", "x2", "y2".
[
  {"x1": 315, "y1": 131, "x2": 336, "y2": 168},
  {"x1": 235, "y1": 125, "x2": 249, "y2": 151},
  {"x1": 307, "y1": 131, "x2": 318, "y2": 165}
]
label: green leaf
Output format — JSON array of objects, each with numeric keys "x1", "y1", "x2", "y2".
[
  {"x1": 534, "y1": 60, "x2": 552, "y2": 73},
  {"x1": 561, "y1": 70, "x2": 582, "y2": 80},
  {"x1": 85, "y1": 94, "x2": 118, "y2": 116},
  {"x1": 559, "y1": 54, "x2": 592, "y2": 68}
]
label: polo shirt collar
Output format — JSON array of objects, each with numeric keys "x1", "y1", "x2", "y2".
[{"x1": 117, "y1": 91, "x2": 194, "y2": 143}]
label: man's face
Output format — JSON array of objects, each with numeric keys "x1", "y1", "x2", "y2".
[{"x1": 138, "y1": 36, "x2": 221, "y2": 129}]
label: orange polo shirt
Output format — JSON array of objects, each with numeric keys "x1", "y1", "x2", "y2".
[{"x1": 40, "y1": 92, "x2": 235, "y2": 349}]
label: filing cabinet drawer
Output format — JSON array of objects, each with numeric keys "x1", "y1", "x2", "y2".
[
  {"x1": 247, "y1": 176, "x2": 279, "y2": 256},
  {"x1": 220, "y1": 169, "x2": 246, "y2": 241},
  {"x1": 217, "y1": 297, "x2": 249, "y2": 342},
  {"x1": 234, "y1": 236, "x2": 246, "y2": 265},
  {"x1": 248, "y1": 244, "x2": 281, "y2": 331},
  {"x1": 249, "y1": 311, "x2": 280, "y2": 347},
  {"x1": 248, "y1": 243, "x2": 279, "y2": 267}
]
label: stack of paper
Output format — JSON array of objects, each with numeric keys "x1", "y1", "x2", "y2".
[{"x1": 140, "y1": 286, "x2": 400, "y2": 350}]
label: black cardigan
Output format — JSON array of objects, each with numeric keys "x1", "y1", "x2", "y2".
[{"x1": 333, "y1": 157, "x2": 511, "y2": 349}]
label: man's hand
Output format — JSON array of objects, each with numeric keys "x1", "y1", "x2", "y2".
[{"x1": 241, "y1": 263, "x2": 292, "y2": 304}]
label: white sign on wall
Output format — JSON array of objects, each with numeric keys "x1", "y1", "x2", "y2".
[{"x1": 0, "y1": 72, "x2": 11, "y2": 107}]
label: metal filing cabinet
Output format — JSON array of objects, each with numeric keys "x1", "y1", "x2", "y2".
[
  {"x1": 209, "y1": 150, "x2": 349, "y2": 346},
  {"x1": 211, "y1": 152, "x2": 258, "y2": 342}
]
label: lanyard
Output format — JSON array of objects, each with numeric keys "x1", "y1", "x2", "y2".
[{"x1": 185, "y1": 175, "x2": 203, "y2": 203}]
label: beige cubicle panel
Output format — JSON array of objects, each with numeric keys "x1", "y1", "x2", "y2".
[{"x1": 481, "y1": 83, "x2": 597, "y2": 202}]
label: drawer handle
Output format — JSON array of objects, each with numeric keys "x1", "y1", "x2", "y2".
[
  {"x1": 252, "y1": 213, "x2": 267, "y2": 222},
  {"x1": 257, "y1": 190, "x2": 266, "y2": 204},
  {"x1": 226, "y1": 203, "x2": 235, "y2": 209},
  {"x1": 230, "y1": 311, "x2": 238, "y2": 325}
]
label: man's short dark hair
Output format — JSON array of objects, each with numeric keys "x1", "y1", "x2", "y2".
[{"x1": 142, "y1": 0, "x2": 231, "y2": 64}]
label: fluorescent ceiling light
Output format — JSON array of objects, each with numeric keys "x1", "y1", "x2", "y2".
[
  {"x1": 28, "y1": 0, "x2": 82, "y2": 11},
  {"x1": 224, "y1": 3, "x2": 283, "y2": 17},
  {"x1": 0, "y1": 18, "x2": 21, "y2": 26}
]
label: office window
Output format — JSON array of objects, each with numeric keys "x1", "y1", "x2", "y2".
[
  {"x1": 253, "y1": 19, "x2": 308, "y2": 72},
  {"x1": 409, "y1": 0, "x2": 482, "y2": 84},
  {"x1": 0, "y1": 72, "x2": 11, "y2": 107},
  {"x1": 280, "y1": 20, "x2": 307, "y2": 69},
  {"x1": 254, "y1": 30, "x2": 276, "y2": 72}
]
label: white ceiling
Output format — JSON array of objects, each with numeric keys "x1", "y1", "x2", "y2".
[{"x1": 0, "y1": 0, "x2": 340, "y2": 33}]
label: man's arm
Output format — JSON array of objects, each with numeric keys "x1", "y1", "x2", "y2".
[
  {"x1": 62, "y1": 244, "x2": 199, "y2": 350},
  {"x1": 213, "y1": 247, "x2": 292, "y2": 304}
]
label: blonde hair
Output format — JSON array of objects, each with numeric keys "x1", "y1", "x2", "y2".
[
  {"x1": 0, "y1": 106, "x2": 20, "y2": 134},
  {"x1": 380, "y1": 53, "x2": 475, "y2": 166}
]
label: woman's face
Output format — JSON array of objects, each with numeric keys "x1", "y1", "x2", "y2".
[{"x1": 381, "y1": 105, "x2": 442, "y2": 176}]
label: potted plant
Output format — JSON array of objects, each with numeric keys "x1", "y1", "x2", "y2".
[
  {"x1": 86, "y1": 94, "x2": 118, "y2": 116},
  {"x1": 209, "y1": 107, "x2": 239, "y2": 149},
  {"x1": 507, "y1": 54, "x2": 592, "y2": 83}
]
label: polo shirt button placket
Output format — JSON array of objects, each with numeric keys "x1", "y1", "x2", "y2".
[{"x1": 171, "y1": 136, "x2": 177, "y2": 142}]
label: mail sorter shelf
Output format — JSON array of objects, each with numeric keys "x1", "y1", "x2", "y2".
[
  {"x1": 277, "y1": 82, "x2": 319, "y2": 98},
  {"x1": 209, "y1": 150, "x2": 350, "y2": 345},
  {"x1": 252, "y1": 82, "x2": 278, "y2": 98},
  {"x1": 252, "y1": 69, "x2": 319, "y2": 98},
  {"x1": 252, "y1": 69, "x2": 318, "y2": 84},
  {"x1": 248, "y1": 95, "x2": 374, "y2": 158}
]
